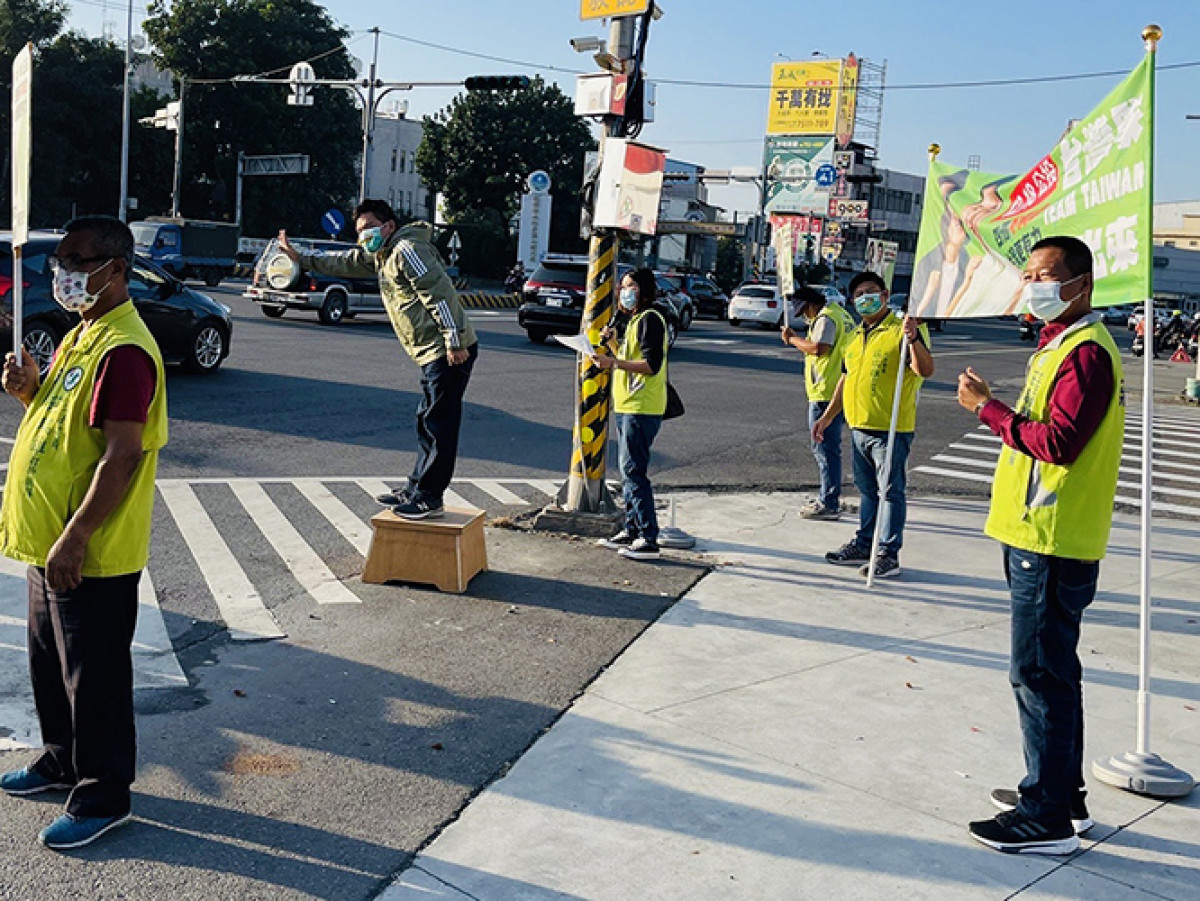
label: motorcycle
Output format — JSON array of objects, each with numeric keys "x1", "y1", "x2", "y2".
[
  {"x1": 1132, "y1": 332, "x2": 1144, "y2": 357},
  {"x1": 504, "y1": 267, "x2": 526, "y2": 295},
  {"x1": 1018, "y1": 316, "x2": 1040, "y2": 342}
]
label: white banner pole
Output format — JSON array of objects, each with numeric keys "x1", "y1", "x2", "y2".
[
  {"x1": 866, "y1": 331, "x2": 911, "y2": 589},
  {"x1": 11, "y1": 44, "x2": 33, "y2": 365}
]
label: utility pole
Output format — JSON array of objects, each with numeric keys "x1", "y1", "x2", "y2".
[
  {"x1": 359, "y1": 27, "x2": 381, "y2": 203},
  {"x1": 555, "y1": 11, "x2": 642, "y2": 517},
  {"x1": 117, "y1": 0, "x2": 133, "y2": 221},
  {"x1": 170, "y1": 79, "x2": 186, "y2": 217}
]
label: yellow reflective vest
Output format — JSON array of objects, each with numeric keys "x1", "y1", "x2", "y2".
[
  {"x1": 613, "y1": 308, "x2": 668, "y2": 416},
  {"x1": 0, "y1": 302, "x2": 168, "y2": 576},
  {"x1": 804, "y1": 302, "x2": 854, "y2": 403},
  {"x1": 842, "y1": 311, "x2": 930, "y2": 432},
  {"x1": 985, "y1": 314, "x2": 1124, "y2": 560}
]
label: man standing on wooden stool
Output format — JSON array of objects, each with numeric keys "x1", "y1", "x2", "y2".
[{"x1": 279, "y1": 200, "x2": 478, "y2": 520}]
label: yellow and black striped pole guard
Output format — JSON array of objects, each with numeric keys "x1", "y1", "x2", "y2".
[{"x1": 558, "y1": 231, "x2": 619, "y2": 514}]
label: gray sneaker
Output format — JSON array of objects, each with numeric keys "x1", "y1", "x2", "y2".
[
  {"x1": 859, "y1": 554, "x2": 901, "y2": 579},
  {"x1": 825, "y1": 541, "x2": 872, "y2": 566},
  {"x1": 799, "y1": 500, "x2": 840, "y2": 521},
  {"x1": 991, "y1": 788, "x2": 1094, "y2": 834}
]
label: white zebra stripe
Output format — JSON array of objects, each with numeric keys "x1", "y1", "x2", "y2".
[
  {"x1": 293, "y1": 479, "x2": 372, "y2": 556},
  {"x1": 157, "y1": 482, "x2": 285, "y2": 642},
  {"x1": 228, "y1": 482, "x2": 362, "y2": 606}
]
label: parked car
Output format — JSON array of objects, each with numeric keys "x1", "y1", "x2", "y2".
[
  {"x1": 1101, "y1": 304, "x2": 1134, "y2": 327},
  {"x1": 244, "y1": 238, "x2": 383, "y2": 325},
  {"x1": 808, "y1": 283, "x2": 846, "y2": 306},
  {"x1": 728, "y1": 283, "x2": 787, "y2": 329},
  {"x1": 517, "y1": 256, "x2": 680, "y2": 345},
  {"x1": 1, "y1": 230, "x2": 233, "y2": 376},
  {"x1": 665, "y1": 273, "x2": 728, "y2": 320},
  {"x1": 655, "y1": 273, "x2": 695, "y2": 330}
]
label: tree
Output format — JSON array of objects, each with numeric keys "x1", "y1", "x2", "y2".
[
  {"x1": 143, "y1": 0, "x2": 361, "y2": 236},
  {"x1": 416, "y1": 77, "x2": 596, "y2": 273},
  {"x1": 714, "y1": 236, "x2": 745, "y2": 294}
]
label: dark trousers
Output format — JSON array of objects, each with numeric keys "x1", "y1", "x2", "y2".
[
  {"x1": 615, "y1": 412, "x2": 661, "y2": 542},
  {"x1": 27, "y1": 566, "x2": 140, "y2": 818},
  {"x1": 1003, "y1": 545, "x2": 1098, "y2": 826},
  {"x1": 408, "y1": 343, "x2": 478, "y2": 504}
]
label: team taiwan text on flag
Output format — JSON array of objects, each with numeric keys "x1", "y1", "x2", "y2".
[{"x1": 910, "y1": 56, "x2": 1152, "y2": 319}]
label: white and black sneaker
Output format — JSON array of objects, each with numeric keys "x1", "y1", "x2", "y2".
[
  {"x1": 392, "y1": 497, "x2": 444, "y2": 520},
  {"x1": 968, "y1": 810, "x2": 1079, "y2": 855},
  {"x1": 859, "y1": 554, "x2": 901, "y2": 579},
  {"x1": 825, "y1": 541, "x2": 871, "y2": 566},
  {"x1": 376, "y1": 486, "x2": 415, "y2": 506},
  {"x1": 990, "y1": 788, "x2": 1094, "y2": 834},
  {"x1": 598, "y1": 529, "x2": 636, "y2": 550},
  {"x1": 618, "y1": 538, "x2": 661, "y2": 561}
]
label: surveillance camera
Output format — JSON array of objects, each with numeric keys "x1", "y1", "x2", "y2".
[{"x1": 570, "y1": 36, "x2": 605, "y2": 53}]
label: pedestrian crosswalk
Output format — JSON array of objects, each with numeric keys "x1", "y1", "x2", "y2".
[
  {"x1": 0, "y1": 475, "x2": 571, "y2": 749},
  {"x1": 914, "y1": 409, "x2": 1200, "y2": 517}
]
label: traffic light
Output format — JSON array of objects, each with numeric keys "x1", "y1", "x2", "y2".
[{"x1": 465, "y1": 75, "x2": 530, "y2": 92}]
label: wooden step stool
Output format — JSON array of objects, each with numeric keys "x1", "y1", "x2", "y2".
[{"x1": 362, "y1": 508, "x2": 487, "y2": 593}]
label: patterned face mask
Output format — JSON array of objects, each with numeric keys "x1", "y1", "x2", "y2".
[
  {"x1": 358, "y1": 227, "x2": 385, "y2": 253},
  {"x1": 51, "y1": 258, "x2": 114, "y2": 313}
]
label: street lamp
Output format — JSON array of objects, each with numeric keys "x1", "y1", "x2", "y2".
[{"x1": 118, "y1": 0, "x2": 134, "y2": 221}]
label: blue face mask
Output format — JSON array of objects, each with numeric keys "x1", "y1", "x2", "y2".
[
  {"x1": 618, "y1": 287, "x2": 638, "y2": 311},
  {"x1": 358, "y1": 226, "x2": 385, "y2": 253},
  {"x1": 853, "y1": 292, "x2": 885, "y2": 316}
]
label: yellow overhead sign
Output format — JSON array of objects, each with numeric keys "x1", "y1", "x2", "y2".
[
  {"x1": 581, "y1": 0, "x2": 650, "y2": 20},
  {"x1": 767, "y1": 60, "x2": 842, "y2": 136}
]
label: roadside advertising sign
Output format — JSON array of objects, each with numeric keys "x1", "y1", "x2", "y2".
[
  {"x1": 828, "y1": 198, "x2": 869, "y2": 220},
  {"x1": 581, "y1": 0, "x2": 649, "y2": 20},
  {"x1": 835, "y1": 54, "x2": 859, "y2": 148},
  {"x1": 763, "y1": 136, "x2": 836, "y2": 215},
  {"x1": 865, "y1": 238, "x2": 900, "y2": 289},
  {"x1": 767, "y1": 60, "x2": 842, "y2": 135},
  {"x1": 911, "y1": 55, "x2": 1151, "y2": 319},
  {"x1": 592, "y1": 139, "x2": 666, "y2": 236}
]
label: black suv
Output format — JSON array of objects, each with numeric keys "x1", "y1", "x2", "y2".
[
  {"x1": 1, "y1": 230, "x2": 233, "y2": 375},
  {"x1": 664, "y1": 272, "x2": 728, "y2": 320},
  {"x1": 518, "y1": 256, "x2": 680, "y2": 345}
]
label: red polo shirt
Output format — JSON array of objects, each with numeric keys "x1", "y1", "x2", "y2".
[{"x1": 978, "y1": 319, "x2": 1115, "y2": 466}]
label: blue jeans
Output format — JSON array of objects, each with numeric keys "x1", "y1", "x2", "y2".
[
  {"x1": 851, "y1": 429, "x2": 913, "y2": 557},
  {"x1": 808, "y1": 401, "x2": 844, "y2": 511},
  {"x1": 615, "y1": 413, "x2": 661, "y2": 543},
  {"x1": 1004, "y1": 545, "x2": 1098, "y2": 826}
]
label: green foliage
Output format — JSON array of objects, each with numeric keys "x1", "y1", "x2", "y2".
[
  {"x1": 415, "y1": 76, "x2": 596, "y2": 270},
  {"x1": 143, "y1": 0, "x2": 361, "y2": 236},
  {"x1": 714, "y1": 236, "x2": 745, "y2": 294},
  {"x1": 0, "y1": 0, "x2": 65, "y2": 60}
]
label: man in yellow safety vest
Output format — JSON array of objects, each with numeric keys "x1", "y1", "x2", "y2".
[{"x1": 958, "y1": 235, "x2": 1124, "y2": 855}]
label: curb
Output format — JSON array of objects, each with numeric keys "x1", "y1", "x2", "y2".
[{"x1": 460, "y1": 292, "x2": 521, "y2": 310}]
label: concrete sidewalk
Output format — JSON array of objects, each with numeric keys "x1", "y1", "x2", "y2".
[{"x1": 383, "y1": 494, "x2": 1200, "y2": 900}]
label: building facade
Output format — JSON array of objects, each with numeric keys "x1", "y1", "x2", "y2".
[{"x1": 365, "y1": 110, "x2": 435, "y2": 221}]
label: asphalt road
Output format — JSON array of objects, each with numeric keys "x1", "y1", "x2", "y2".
[{"x1": 1, "y1": 284, "x2": 1192, "y2": 899}]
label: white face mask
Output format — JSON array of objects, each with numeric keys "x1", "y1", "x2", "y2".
[
  {"x1": 1020, "y1": 273, "x2": 1085, "y2": 322},
  {"x1": 52, "y1": 258, "x2": 115, "y2": 313},
  {"x1": 618, "y1": 287, "x2": 638, "y2": 311}
]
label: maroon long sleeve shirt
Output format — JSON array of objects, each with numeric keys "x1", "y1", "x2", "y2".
[{"x1": 977, "y1": 319, "x2": 1115, "y2": 465}]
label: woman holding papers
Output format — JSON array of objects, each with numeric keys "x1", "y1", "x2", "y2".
[{"x1": 595, "y1": 268, "x2": 669, "y2": 561}]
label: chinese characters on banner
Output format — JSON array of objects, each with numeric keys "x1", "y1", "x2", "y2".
[
  {"x1": 763, "y1": 135, "x2": 836, "y2": 215},
  {"x1": 767, "y1": 60, "x2": 842, "y2": 136},
  {"x1": 910, "y1": 56, "x2": 1151, "y2": 319}
]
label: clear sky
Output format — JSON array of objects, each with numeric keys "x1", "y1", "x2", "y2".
[{"x1": 68, "y1": 0, "x2": 1200, "y2": 215}]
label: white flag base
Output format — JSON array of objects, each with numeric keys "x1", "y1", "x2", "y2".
[
  {"x1": 658, "y1": 527, "x2": 696, "y2": 550},
  {"x1": 1093, "y1": 751, "x2": 1195, "y2": 799}
]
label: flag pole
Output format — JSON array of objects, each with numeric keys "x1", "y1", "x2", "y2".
[{"x1": 1092, "y1": 23, "x2": 1194, "y2": 799}]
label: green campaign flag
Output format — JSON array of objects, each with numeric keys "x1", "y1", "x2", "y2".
[{"x1": 911, "y1": 55, "x2": 1152, "y2": 319}]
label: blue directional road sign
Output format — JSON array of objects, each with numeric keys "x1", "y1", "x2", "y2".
[
  {"x1": 322, "y1": 208, "x2": 346, "y2": 237},
  {"x1": 814, "y1": 164, "x2": 838, "y2": 188}
]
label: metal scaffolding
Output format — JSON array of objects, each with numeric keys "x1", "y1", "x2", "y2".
[{"x1": 854, "y1": 58, "x2": 887, "y2": 156}]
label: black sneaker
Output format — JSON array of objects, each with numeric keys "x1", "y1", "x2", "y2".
[
  {"x1": 990, "y1": 788, "x2": 1094, "y2": 834},
  {"x1": 968, "y1": 810, "x2": 1079, "y2": 855},
  {"x1": 376, "y1": 486, "x2": 414, "y2": 506},
  {"x1": 392, "y1": 497, "x2": 444, "y2": 520},
  {"x1": 825, "y1": 541, "x2": 871, "y2": 566},
  {"x1": 598, "y1": 529, "x2": 636, "y2": 550},
  {"x1": 859, "y1": 554, "x2": 901, "y2": 579},
  {"x1": 619, "y1": 538, "x2": 661, "y2": 561}
]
